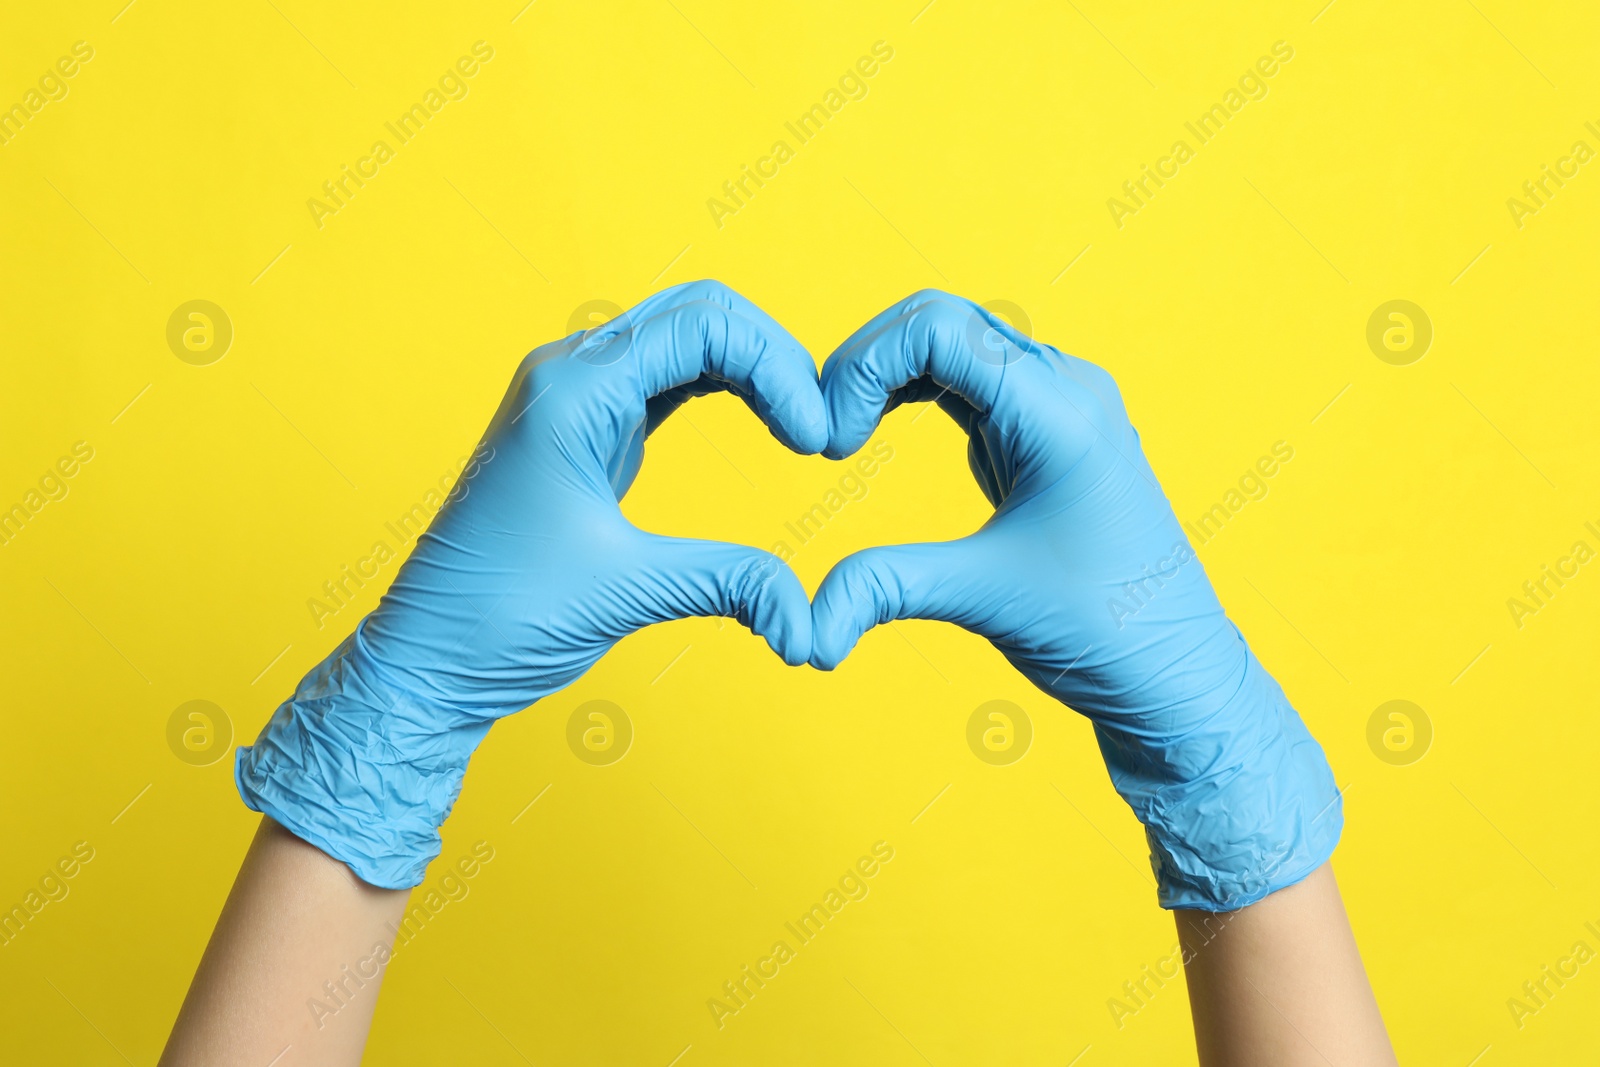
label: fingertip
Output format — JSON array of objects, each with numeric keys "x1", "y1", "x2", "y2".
[
  {"x1": 806, "y1": 638, "x2": 850, "y2": 672},
  {"x1": 773, "y1": 632, "x2": 812, "y2": 668},
  {"x1": 743, "y1": 336, "x2": 828, "y2": 456},
  {"x1": 819, "y1": 363, "x2": 886, "y2": 461},
  {"x1": 745, "y1": 554, "x2": 814, "y2": 667},
  {"x1": 806, "y1": 578, "x2": 862, "y2": 671},
  {"x1": 783, "y1": 385, "x2": 830, "y2": 456},
  {"x1": 820, "y1": 405, "x2": 874, "y2": 460},
  {"x1": 808, "y1": 619, "x2": 862, "y2": 672},
  {"x1": 766, "y1": 412, "x2": 826, "y2": 458},
  {"x1": 821, "y1": 439, "x2": 862, "y2": 462}
]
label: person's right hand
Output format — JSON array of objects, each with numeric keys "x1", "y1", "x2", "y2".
[
  {"x1": 237, "y1": 280, "x2": 826, "y2": 889},
  {"x1": 810, "y1": 290, "x2": 1341, "y2": 912}
]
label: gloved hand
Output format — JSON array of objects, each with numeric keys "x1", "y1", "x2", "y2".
[
  {"x1": 809, "y1": 290, "x2": 1341, "y2": 911},
  {"x1": 237, "y1": 280, "x2": 826, "y2": 889}
]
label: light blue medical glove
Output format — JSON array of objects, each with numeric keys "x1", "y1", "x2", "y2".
[
  {"x1": 237, "y1": 280, "x2": 826, "y2": 889},
  {"x1": 810, "y1": 290, "x2": 1340, "y2": 911}
]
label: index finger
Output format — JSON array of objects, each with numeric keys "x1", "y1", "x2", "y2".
[
  {"x1": 582, "y1": 280, "x2": 828, "y2": 455},
  {"x1": 820, "y1": 289, "x2": 1040, "y2": 459}
]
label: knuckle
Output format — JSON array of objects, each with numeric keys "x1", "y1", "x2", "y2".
[
  {"x1": 683, "y1": 278, "x2": 734, "y2": 303},
  {"x1": 668, "y1": 299, "x2": 721, "y2": 340},
  {"x1": 1084, "y1": 360, "x2": 1122, "y2": 394},
  {"x1": 1079, "y1": 361, "x2": 1126, "y2": 414},
  {"x1": 518, "y1": 340, "x2": 563, "y2": 377},
  {"x1": 918, "y1": 298, "x2": 969, "y2": 338},
  {"x1": 843, "y1": 554, "x2": 897, "y2": 616},
  {"x1": 730, "y1": 551, "x2": 782, "y2": 601}
]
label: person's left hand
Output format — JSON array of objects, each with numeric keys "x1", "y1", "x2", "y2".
[{"x1": 808, "y1": 290, "x2": 1340, "y2": 911}]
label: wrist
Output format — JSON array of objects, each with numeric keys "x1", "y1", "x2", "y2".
[
  {"x1": 234, "y1": 624, "x2": 493, "y2": 889},
  {"x1": 1096, "y1": 652, "x2": 1343, "y2": 911}
]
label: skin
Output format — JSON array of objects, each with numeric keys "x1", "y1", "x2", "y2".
[
  {"x1": 163, "y1": 833, "x2": 1393, "y2": 1065},
  {"x1": 1177, "y1": 862, "x2": 1397, "y2": 1066},
  {"x1": 159, "y1": 818, "x2": 408, "y2": 1067}
]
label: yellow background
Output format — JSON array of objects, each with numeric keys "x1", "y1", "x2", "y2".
[{"x1": 2, "y1": 1, "x2": 1597, "y2": 1062}]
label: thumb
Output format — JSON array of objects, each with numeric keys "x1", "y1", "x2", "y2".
[
  {"x1": 810, "y1": 541, "x2": 982, "y2": 671},
  {"x1": 631, "y1": 536, "x2": 812, "y2": 667}
]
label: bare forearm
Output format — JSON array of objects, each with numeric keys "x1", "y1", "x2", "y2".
[
  {"x1": 160, "y1": 817, "x2": 410, "y2": 1067},
  {"x1": 1175, "y1": 862, "x2": 1394, "y2": 1067}
]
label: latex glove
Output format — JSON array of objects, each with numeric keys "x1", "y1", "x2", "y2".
[
  {"x1": 810, "y1": 290, "x2": 1340, "y2": 911},
  {"x1": 237, "y1": 280, "x2": 826, "y2": 889}
]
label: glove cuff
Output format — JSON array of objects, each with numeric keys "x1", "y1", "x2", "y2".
[
  {"x1": 1105, "y1": 652, "x2": 1343, "y2": 912},
  {"x1": 234, "y1": 623, "x2": 492, "y2": 889}
]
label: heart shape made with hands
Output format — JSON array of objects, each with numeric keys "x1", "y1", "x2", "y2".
[
  {"x1": 530, "y1": 278, "x2": 1188, "y2": 710},
  {"x1": 238, "y1": 278, "x2": 1343, "y2": 908},
  {"x1": 504, "y1": 278, "x2": 1229, "y2": 757},
  {"x1": 350, "y1": 276, "x2": 1156, "y2": 725},
  {"x1": 551, "y1": 280, "x2": 1340, "y2": 915}
]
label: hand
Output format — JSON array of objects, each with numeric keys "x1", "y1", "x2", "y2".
[
  {"x1": 809, "y1": 290, "x2": 1341, "y2": 911},
  {"x1": 237, "y1": 281, "x2": 827, "y2": 889}
]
